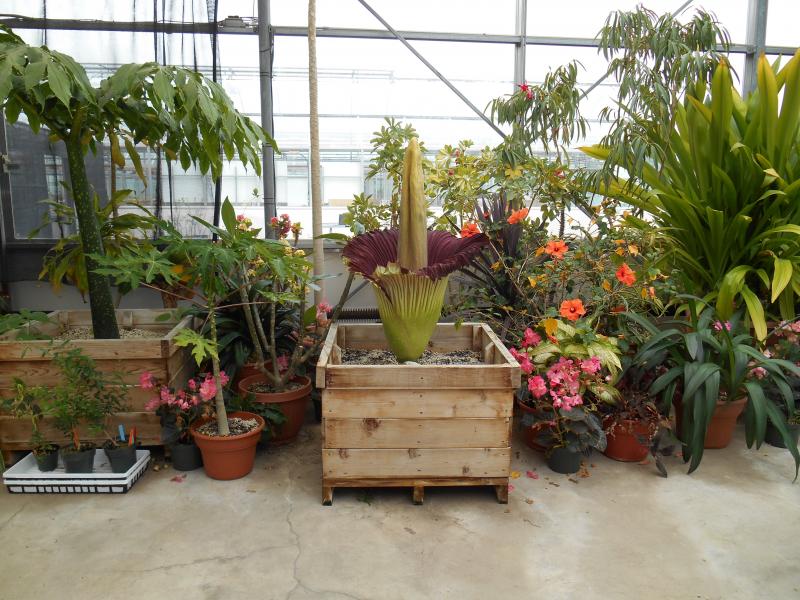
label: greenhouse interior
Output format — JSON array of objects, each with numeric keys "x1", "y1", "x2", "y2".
[{"x1": 0, "y1": 0, "x2": 799, "y2": 598}]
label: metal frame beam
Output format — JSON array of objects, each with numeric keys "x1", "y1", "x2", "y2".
[
  {"x1": 743, "y1": 0, "x2": 768, "y2": 94},
  {"x1": 257, "y1": 0, "x2": 277, "y2": 233},
  {"x1": 513, "y1": 0, "x2": 527, "y2": 88}
]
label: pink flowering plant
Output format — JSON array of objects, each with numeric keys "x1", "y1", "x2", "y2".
[
  {"x1": 140, "y1": 370, "x2": 225, "y2": 444},
  {"x1": 512, "y1": 319, "x2": 621, "y2": 455}
]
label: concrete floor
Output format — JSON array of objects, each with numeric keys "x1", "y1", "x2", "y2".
[{"x1": 1, "y1": 424, "x2": 798, "y2": 600}]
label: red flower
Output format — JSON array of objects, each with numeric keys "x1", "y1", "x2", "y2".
[
  {"x1": 559, "y1": 299, "x2": 586, "y2": 322},
  {"x1": 616, "y1": 263, "x2": 636, "y2": 286},
  {"x1": 518, "y1": 83, "x2": 529, "y2": 93},
  {"x1": 460, "y1": 222, "x2": 480, "y2": 238},
  {"x1": 507, "y1": 207, "x2": 529, "y2": 225},
  {"x1": 544, "y1": 240, "x2": 568, "y2": 260}
]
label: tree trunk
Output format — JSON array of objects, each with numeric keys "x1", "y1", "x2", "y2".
[
  {"x1": 209, "y1": 309, "x2": 230, "y2": 435},
  {"x1": 65, "y1": 137, "x2": 120, "y2": 339},
  {"x1": 308, "y1": 0, "x2": 325, "y2": 304}
]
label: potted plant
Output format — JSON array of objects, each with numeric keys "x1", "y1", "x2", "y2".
[
  {"x1": 43, "y1": 347, "x2": 128, "y2": 473},
  {"x1": 140, "y1": 371, "x2": 215, "y2": 471},
  {"x1": 102, "y1": 427, "x2": 139, "y2": 474},
  {"x1": 601, "y1": 366, "x2": 664, "y2": 462},
  {"x1": 511, "y1": 318, "x2": 620, "y2": 473},
  {"x1": 627, "y1": 303, "x2": 800, "y2": 475},
  {"x1": 232, "y1": 214, "x2": 350, "y2": 444},
  {"x1": 763, "y1": 321, "x2": 800, "y2": 448},
  {"x1": 95, "y1": 200, "x2": 339, "y2": 479},
  {"x1": 3, "y1": 380, "x2": 58, "y2": 471}
]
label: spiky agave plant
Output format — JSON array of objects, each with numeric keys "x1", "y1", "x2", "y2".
[{"x1": 343, "y1": 139, "x2": 489, "y2": 361}]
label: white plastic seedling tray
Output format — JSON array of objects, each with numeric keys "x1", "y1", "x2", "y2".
[{"x1": 3, "y1": 449, "x2": 150, "y2": 494}]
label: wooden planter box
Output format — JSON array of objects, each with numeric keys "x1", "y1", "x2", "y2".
[
  {"x1": 0, "y1": 309, "x2": 194, "y2": 458},
  {"x1": 316, "y1": 322, "x2": 520, "y2": 505}
]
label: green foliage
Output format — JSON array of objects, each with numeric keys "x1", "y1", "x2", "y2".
[
  {"x1": 626, "y1": 303, "x2": 800, "y2": 476},
  {"x1": 33, "y1": 190, "x2": 154, "y2": 296},
  {"x1": 0, "y1": 310, "x2": 52, "y2": 338},
  {"x1": 0, "y1": 25, "x2": 275, "y2": 338},
  {"x1": 342, "y1": 193, "x2": 391, "y2": 235},
  {"x1": 23, "y1": 346, "x2": 129, "y2": 450},
  {"x1": 594, "y1": 5, "x2": 730, "y2": 186},
  {"x1": 583, "y1": 53, "x2": 800, "y2": 339},
  {"x1": 2, "y1": 379, "x2": 53, "y2": 453},
  {"x1": 175, "y1": 328, "x2": 219, "y2": 366},
  {"x1": 489, "y1": 61, "x2": 587, "y2": 161},
  {"x1": 367, "y1": 118, "x2": 427, "y2": 227}
]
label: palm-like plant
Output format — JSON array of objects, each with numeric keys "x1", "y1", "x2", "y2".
[
  {"x1": 583, "y1": 53, "x2": 800, "y2": 339},
  {"x1": 627, "y1": 302, "x2": 800, "y2": 476},
  {"x1": 0, "y1": 25, "x2": 274, "y2": 338}
]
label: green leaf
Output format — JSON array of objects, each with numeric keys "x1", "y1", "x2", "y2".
[
  {"x1": 124, "y1": 138, "x2": 146, "y2": 184},
  {"x1": 740, "y1": 284, "x2": 767, "y2": 341},
  {"x1": 771, "y1": 257, "x2": 793, "y2": 303},
  {"x1": 46, "y1": 60, "x2": 72, "y2": 109},
  {"x1": 220, "y1": 198, "x2": 237, "y2": 233},
  {"x1": 174, "y1": 328, "x2": 218, "y2": 366}
]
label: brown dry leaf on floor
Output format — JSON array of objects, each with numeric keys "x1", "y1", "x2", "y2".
[
  {"x1": 246, "y1": 489, "x2": 256, "y2": 493},
  {"x1": 510, "y1": 471, "x2": 521, "y2": 479},
  {"x1": 579, "y1": 465, "x2": 591, "y2": 478},
  {"x1": 547, "y1": 481, "x2": 560, "y2": 487},
  {"x1": 568, "y1": 477, "x2": 579, "y2": 484},
  {"x1": 153, "y1": 465, "x2": 161, "y2": 472},
  {"x1": 525, "y1": 498, "x2": 534, "y2": 505}
]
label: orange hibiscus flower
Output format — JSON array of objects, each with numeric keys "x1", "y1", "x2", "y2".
[
  {"x1": 559, "y1": 298, "x2": 586, "y2": 322},
  {"x1": 615, "y1": 263, "x2": 636, "y2": 286},
  {"x1": 460, "y1": 222, "x2": 480, "y2": 238},
  {"x1": 544, "y1": 240, "x2": 568, "y2": 260},
  {"x1": 507, "y1": 207, "x2": 529, "y2": 224}
]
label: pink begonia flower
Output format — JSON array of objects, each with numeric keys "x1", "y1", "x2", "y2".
[
  {"x1": 316, "y1": 300, "x2": 333, "y2": 321},
  {"x1": 528, "y1": 375, "x2": 548, "y2": 399},
  {"x1": 219, "y1": 370, "x2": 230, "y2": 387},
  {"x1": 277, "y1": 355, "x2": 290, "y2": 372},
  {"x1": 144, "y1": 397, "x2": 160, "y2": 412},
  {"x1": 199, "y1": 377, "x2": 217, "y2": 401},
  {"x1": 519, "y1": 357, "x2": 534, "y2": 375},
  {"x1": 581, "y1": 356, "x2": 601, "y2": 375},
  {"x1": 522, "y1": 328, "x2": 542, "y2": 348},
  {"x1": 188, "y1": 378, "x2": 197, "y2": 391},
  {"x1": 509, "y1": 347, "x2": 523, "y2": 361},
  {"x1": 139, "y1": 371, "x2": 155, "y2": 389},
  {"x1": 190, "y1": 394, "x2": 202, "y2": 406},
  {"x1": 713, "y1": 320, "x2": 732, "y2": 332},
  {"x1": 159, "y1": 386, "x2": 174, "y2": 403},
  {"x1": 751, "y1": 366, "x2": 767, "y2": 380}
]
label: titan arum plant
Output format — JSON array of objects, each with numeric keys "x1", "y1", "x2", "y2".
[{"x1": 342, "y1": 139, "x2": 488, "y2": 361}]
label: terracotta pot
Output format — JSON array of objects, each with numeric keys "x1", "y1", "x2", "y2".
[
  {"x1": 190, "y1": 411, "x2": 265, "y2": 480},
  {"x1": 238, "y1": 374, "x2": 311, "y2": 445},
  {"x1": 516, "y1": 400, "x2": 552, "y2": 452},
  {"x1": 603, "y1": 418, "x2": 652, "y2": 462},
  {"x1": 675, "y1": 397, "x2": 747, "y2": 449}
]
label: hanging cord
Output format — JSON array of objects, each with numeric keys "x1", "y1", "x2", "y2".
[{"x1": 162, "y1": 0, "x2": 174, "y2": 225}]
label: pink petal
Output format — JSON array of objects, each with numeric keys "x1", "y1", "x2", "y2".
[
  {"x1": 508, "y1": 483, "x2": 515, "y2": 492},
  {"x1": 526, "y1": 470, "x2": 539, "y2": 479}
]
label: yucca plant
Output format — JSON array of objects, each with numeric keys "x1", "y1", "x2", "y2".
[
  {"x1": 342, "y1": 139, "x2": 488, "y2": 361},
  {"x1": 583, "y1": 52, "x2": 800, "y2": 339}
]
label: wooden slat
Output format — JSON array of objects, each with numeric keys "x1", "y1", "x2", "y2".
[
  {"x1": 324, "y1": 364, "x2": 516, "y2": 389},
  {"x1": 0, "y1": 412, "x2": 162, "y2": 449},
  {"x1": 322, "y1": 388, "x2": 512, "y2": 418},
  {"x1": 316, "y1": 323, "x2": 338, "y2": 388},
  {"x1": 324, "y1": 477, "x2": 508, "y2": 487},
  {"x1": 322, "y1": 447, "x2": 511, "y2": 478},
  {"x1": 0, "y1": 358, "x2": 168, "y2": 387},
  {"x1": 338, "y1": 322, "x2": 478, "y2": 352},
  {"x1": 324, "y1": 417, "x2": 510, "y2": 449}
]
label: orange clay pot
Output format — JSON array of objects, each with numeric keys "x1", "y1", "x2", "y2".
[
  {"x1": 238, "y1": 374, "x2": 311, "y2": 445},
  {"x1": 603, "y1": 418, "x2": 653, "y2": 462},
  {"x1": 190, "y1": 411, "x2": 264, "y2": 480},
  {"x1": 674, "y1": 397, "x2": 747, "y2": 449}
]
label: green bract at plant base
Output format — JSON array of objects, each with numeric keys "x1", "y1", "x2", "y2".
[
  {"x1": 626, "y1": 302, "x2": 800, "y2": 477},
  {"x1": 583, "y1": 53, "x2": 800, "y2": 340},
  {"x1": 0, "y1": 25, "x2": 275, "y2": 339},
  {"x1": 342, "y1": 139, "x2": 489, "y2": 362}
]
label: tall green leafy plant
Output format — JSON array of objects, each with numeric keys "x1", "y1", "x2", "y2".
[
  {"x1": 0, "y1": 26, "x2": 274, "y2": 338},
  {"x1": 583, "y1": 53, "x2": 800, "y2": 339}
]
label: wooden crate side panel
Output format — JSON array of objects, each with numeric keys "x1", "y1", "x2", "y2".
[
  {"x1": 0, "y1": 358, "x2": 168, "y2": 388},
  {"x1": 323, "y1": 417, "x2": 510, "y2": 449},
  {"x1": 166, "y1": 346, "x2": 195, "y2": 391},
  {"x1": 322, "y1": 388, "x2": 513, "y2": 418},
  {"x1": 0, "y1": 412, "x2": 162, "y2": 450},
  {"x1": 324, "y1": 364, "x2": 516, "y2": 389},
  {"x1": 323, "y1": 448, "x2": 510, "y2": 478},
  {"x1": 0, "y1": 339, "x2": 168, "y2": 361}
]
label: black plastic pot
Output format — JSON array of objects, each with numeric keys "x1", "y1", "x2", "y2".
[
  {"x1": 764, "y1": 422, "x2": 800, "y2": 449},
  {"x1": 546, "y1": 447, "x2": 582, "y2": 474},
  {"x1": 61, "y1": 448, "x2": 95, "y2": 473},
  {"x1": 34, "y1": 447, "x2": 59, "y2": 472},
  {"x1": 105, "y1": 445, "x2": 138, "y2": 473},
  {"x1": 170, "y1": 442, "x2": 203, "y2": 471}
]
